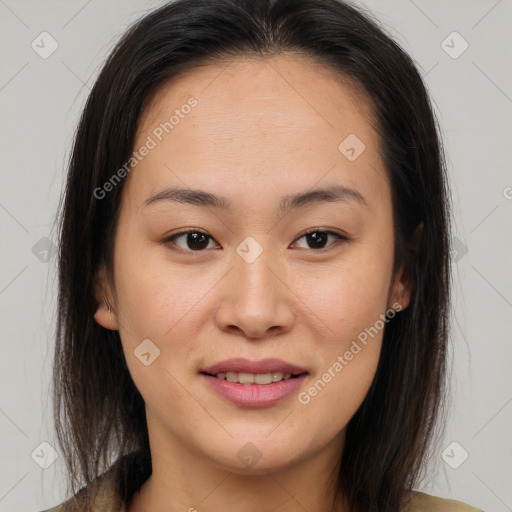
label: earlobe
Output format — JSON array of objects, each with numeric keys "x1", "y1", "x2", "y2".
[
  {"x1": 93, "y1": 301, "x2": 119, "y2": 331},
  {"x1": 389, "y1": 221, "x2": 424, "y2": 312},
  {"x1": 93, "y1": 265, "x2": 119, "y2": 331},
  {"x1": 390, "y1": 270, "x2": 411, "y2": 312}
]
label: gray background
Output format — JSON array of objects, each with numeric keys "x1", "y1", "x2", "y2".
[{"x1": 0, "y1": 1, "x2": 511, "y2": 511}]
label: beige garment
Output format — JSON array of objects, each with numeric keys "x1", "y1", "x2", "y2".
[
  {"x1": 41, "y1": 489, "x2": 484, "y2": 512},
  {"x1": 39, "y1": 450, "x2": 484, "y2": 512},
  {"x1": 402, "y1": 491, "x2": 484, "y2": 512}
]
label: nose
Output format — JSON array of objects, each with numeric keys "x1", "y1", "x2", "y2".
[{"x1": 214, "y1": 249, "x2": 296, "y2": 339}]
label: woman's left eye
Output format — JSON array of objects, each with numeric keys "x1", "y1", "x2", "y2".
[{"x1": 292, "y1": 230, "x2": 348, "y2": 250}]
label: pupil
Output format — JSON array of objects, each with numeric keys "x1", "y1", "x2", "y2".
[
  {"x1": 307, "y1": 231, "x2": 327, "y2": 248},
  {"x1": 187, "y1": 233, "x2": 208, "y2": 250}
]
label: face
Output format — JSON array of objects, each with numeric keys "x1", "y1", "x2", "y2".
[{"x1": 94, "y1": 53, "x2": 410, "y2": 475}]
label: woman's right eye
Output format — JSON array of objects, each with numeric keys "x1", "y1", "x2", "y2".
[{"x1": 165, "y1": 230, "x2": 220, "y2": 252}]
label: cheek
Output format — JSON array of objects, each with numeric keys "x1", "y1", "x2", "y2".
[
  {"x1": 295, "y1": 266, "x2": 387, "y2": 442},
  {"x1": 291, "y1": 250, "x2": 391, "y2": 409},
  {"x1": 295, "y1": 253, "x2": 393, "y2": 345},
  {"x1": 296, "y1": 338, "x2": 382, "y2": 451},
  {"x1": 304, "y1": 266, "x2": 386, "y2": 396},
  {"x1": 113, "y1": 236, "x2": 217, "y2": 341}
]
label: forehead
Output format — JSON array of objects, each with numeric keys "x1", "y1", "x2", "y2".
[
  {"x1": 138, "y1": 52, "x2": 376, "y2": 137},
  {"x1": 128, "y1": 53, "x2": 388, "y2": 212}
]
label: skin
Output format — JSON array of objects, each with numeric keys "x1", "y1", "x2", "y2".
[{"x1": 94, "y1": 53, "x2": 414, "y2": 512}]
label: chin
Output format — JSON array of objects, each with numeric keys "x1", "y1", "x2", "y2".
[{"x1": 202, "y1": 434, "x2": 313, "y2": 475}]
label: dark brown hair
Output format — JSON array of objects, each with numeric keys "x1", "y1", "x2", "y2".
[{"x1": 53, "y1": 0, "x2": 452, "y2": 510}]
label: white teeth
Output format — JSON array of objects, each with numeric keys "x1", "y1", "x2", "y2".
[
  {"x1": 273, "y1": 372, "x2": 290, "y2": 382},
  {"x1": 255, "y1": 373, "x2": 272, "y2": 384},
  {"x1": 238, "y1": 372, "x2": 254, "y2": 384},
  {"x1": 225, "y1": 372, "x2": 239, "y2": 383},
  {"x1": 215, "y1": 371, "x2": 294, "y2": 384}
]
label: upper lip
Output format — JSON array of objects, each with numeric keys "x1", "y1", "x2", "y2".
[{"x1": 201, "y1": 358, "x2": 308, "y2": 375}]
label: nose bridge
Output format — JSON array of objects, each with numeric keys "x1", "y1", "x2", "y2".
[
  {"x1": 214, "y1": 239, "x2": 295, "y2": 338},
  {"x1": 234, "y1": 242, "x2": 280, "y2": 310}
]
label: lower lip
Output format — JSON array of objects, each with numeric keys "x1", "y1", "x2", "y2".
[{"x1": 201, "y1": 373, "x2": 308, "y2": 407}]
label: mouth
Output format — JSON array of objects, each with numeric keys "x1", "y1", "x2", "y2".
[
  {"x1": 201, "y1": 370, "x2": 307, "y2": 385},
  {"x1": 200, "y1": 357, "x2": 309, "y2": 383},
  {"x1": 199, "y1": 358, "x2": 309, "y2": 407}
]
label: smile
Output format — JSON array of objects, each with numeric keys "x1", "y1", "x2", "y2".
[
  {"x1": 200, "y1": 372, "x2": 308, "y2": 407},
  {"x1": 206, "y1": 371, "x2": 304, "y2": 384}
]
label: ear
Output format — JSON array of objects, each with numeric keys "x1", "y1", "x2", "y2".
[
  {"x1": 388, "y1": 222, "x2": 423, "y2": 312},
  {"x1": 93, "y1": 264, "x2": 119, "y2": 331}
]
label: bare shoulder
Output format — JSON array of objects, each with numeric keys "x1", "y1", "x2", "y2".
[{"x1": 402, "y1": 491, "x2": 484, "y2": 512}]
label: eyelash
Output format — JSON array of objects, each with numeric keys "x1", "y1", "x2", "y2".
[{"x1": 163, "y1": 228, "x2": 349, "y2": 253}]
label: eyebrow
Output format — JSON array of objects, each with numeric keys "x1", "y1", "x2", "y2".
[{"x1": 143, "y1": 184, "x2": 367, "y2": 214}]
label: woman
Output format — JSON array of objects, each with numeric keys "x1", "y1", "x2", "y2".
[{"x1": 42, "y1": 0, "x2": 483, "y2": 510}]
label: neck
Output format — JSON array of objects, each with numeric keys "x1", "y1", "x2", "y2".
[{"x1": 127, "y1": 421, "x2": 347, "y2": 512}]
